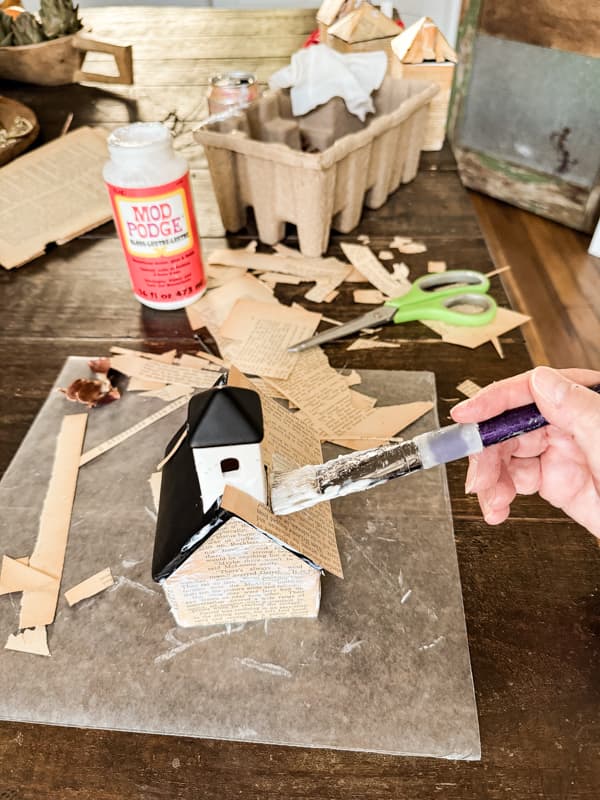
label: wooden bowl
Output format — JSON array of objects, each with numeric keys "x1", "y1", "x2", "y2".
[
  {"x1": 0, "y1": 95, "x2": 39, "y2": 166},
  {"x1": 0, "y1": 32, "x2": 133, "y2": 86}
]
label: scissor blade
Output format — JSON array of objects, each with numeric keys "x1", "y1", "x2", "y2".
[{"x1": 288, "y1": 305, "x2": 397, "y2": 352}]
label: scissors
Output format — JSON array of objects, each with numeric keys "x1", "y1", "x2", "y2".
[{"x1": 289, "y1": 269, "x2": 497, "y2": 352}]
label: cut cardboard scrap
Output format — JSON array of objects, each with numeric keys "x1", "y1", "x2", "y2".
[
  {"x1": 428, "y1": 260, "x2": 447, "y2": 273},
  {"x1": 486, "y1": 266, "x2": 512, "y2": 279},
  {"x1": 341, "y1": 243, "x2": 410, "y2": 298},
  {"x1": 5, "y1": 627, "x2": 50, "y2": 657},
  {"x1": 149, "y1": 472, "x2": 162, "y2": 513},
  {"x1": 0, "y1": 127, "x2": 112, "y2": 270},
  {"x1": 421, "y1": 307, "x2": 530, "y2": 349},
  {"x1": 457, "y1": 380, "x2": 482, "y2": 398},
  {"x1": 19, "y1": 414, "x2": 87, "y2": 630},
  {"x1": 353, "y1": 289, "x2": 387, "y2": 304},
  {"x1": 64, "y1": 568, "x2": 114, "y2": 607},
  {"x1": 491, "y1": 337, "x2": 504, "y2": 359},
  {"x1": 0, "y1": 555, "x2": 56, "y2": 596},
  {"x1": 258, "y1": 272, "x2": 302, "y2": 286}
]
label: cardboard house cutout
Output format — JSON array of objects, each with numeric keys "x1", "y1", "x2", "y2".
[
  {"x1": 391, "y1": 16, "x2": 457, "y2": 64},
  {"x1": 390, "y1": 17, "x2": 458, "y2": 151},
  {"x1": 153, "y1": 373, "x2": 342, "y2": 627},
  {"x1": 328, "y1": 2, "x2": 399, "y2": 44}
]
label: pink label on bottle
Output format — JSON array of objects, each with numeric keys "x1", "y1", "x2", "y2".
[{"x1": 106, "y1": 173, "x2": 205, "y2": 306}]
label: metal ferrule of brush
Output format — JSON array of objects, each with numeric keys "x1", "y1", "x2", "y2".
[{"x1": 316, "y1": 440, "x2": 422, "y2": 494}]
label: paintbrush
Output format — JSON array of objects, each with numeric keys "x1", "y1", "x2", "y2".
[{"x1": 270, "y1": 384, "x2": 600, "y2": 515}]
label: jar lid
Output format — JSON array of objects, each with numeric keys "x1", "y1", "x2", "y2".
[
  {"x1": 210, "y1": 72, "x2": 256, "y2": 88},
  {"x1": 108, "y1": 122, "x2": 172, "y2": 150}
]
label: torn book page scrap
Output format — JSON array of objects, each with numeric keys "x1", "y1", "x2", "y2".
[
  {"x1": 0, "y1": 127, "x2": 112, "y2": 270},
  {"x1": 264, "y1": 347, "x2": 369, "y2": 437},
  {"x1": 222, "y1": 485, "x2": 342, "y2": 579},
  {"x1": 110, "y1": 346, "x2": 176, "y2": 364},
  {"x1": 340, "y1": 243, "x2": 410, "y2": 298},
  {"x1": 330, "y1": 401, "x2": 434, "y2": 450},
  {"x1": 347, "y1": 339, "x2": 401, "y2": 350},
  {"x1": 457, "y1": 380, "x2": 482, "y2": 398},
  {"x1": 110, "y1": 355, "x2": 219, "y2": 389},
  {"x1": 19, "y1": 413, "x2": 87, "y2": 630},
  {"x1": 79, "y1": 395, "x2": 190, "y2": 467},
  {"x1": 185, "y1": 274, "x2": 276, "y2": 347},
  {"x1": 219, "y1": 299, "x2": 321, "y2": 342},
  {"x1": 206, "y1": 264, "x2": 248, "y2": 289},
  {"x1": 228, "y1": 318, "x2": 316, "y2": 380},
  {"x1": 163, "y1": 518, "x2": 320, "y2": 628},
  {"x1": 5, "y1": 627, "x2": 50, "y2": 657},
  {"x1": 64, "y1": 568, "x2": 114, "y2": 607}
]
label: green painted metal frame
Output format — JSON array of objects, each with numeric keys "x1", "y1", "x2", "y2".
[{"x1": 447, "y1": 0, "x2": 600, "y2": 232}]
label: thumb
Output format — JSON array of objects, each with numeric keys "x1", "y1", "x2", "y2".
[{"x1": 530, "y1": 367, "x2": 600, "y2": 475}]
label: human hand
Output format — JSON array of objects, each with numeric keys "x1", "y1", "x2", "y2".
[{"x1": 450, "y1": 367, "x2": 600, "y2": 537}]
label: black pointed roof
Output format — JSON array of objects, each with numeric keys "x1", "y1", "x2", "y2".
[{"x1": 187, "y1": 386, "x2": 263, "y2": 448}]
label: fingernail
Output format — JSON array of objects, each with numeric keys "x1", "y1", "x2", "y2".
[{"x1": 531, "y1": 367, "x2": 570, "y2": 407}]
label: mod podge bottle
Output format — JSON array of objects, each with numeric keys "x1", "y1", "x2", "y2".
[{"x1": 104, "y1": 122, "x2": 206, "y2": 310}]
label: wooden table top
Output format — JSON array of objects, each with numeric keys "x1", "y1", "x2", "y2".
[{"x1": 1, "y1": 8, "x2": 599, "y2": 799}]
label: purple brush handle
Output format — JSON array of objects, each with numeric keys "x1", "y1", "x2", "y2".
[{"x1": 477, "y1": 383, "x2": 600, "y2": 448}]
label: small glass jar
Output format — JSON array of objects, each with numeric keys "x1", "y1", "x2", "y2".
[{"x1": 104, "y1": 122, "x2": 206, "y2": 310}]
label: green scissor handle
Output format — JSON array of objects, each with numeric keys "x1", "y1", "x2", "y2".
[{"x1": 384, "y1": 269, "x2": 497, "y2": 327}]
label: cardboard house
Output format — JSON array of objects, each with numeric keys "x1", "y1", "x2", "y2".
[
  {"x1": 390, "y1": 17, "x2": 457, "y2": 151},
  {"x1": 152, "y1": 374, "x2": 343, "y2": 627},
  {"x1": 320, "y1": 1, "x2": 401, "y2": 56}
]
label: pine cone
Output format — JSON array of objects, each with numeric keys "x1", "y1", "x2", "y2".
[
  {"x1": 39, "y1": 0, "x2": 82, "y2": 39},
  {"x1": 0, "y1": 10, "x2": 13, "y2": 46},
  {"x1": 11, "y1": 11, "x2": 46, "y2": 45}
]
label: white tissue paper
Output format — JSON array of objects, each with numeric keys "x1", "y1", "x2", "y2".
[{"x1": 269, "y1": 44, "x2": 388, "y2": 121}]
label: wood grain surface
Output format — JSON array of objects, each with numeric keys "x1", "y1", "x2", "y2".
[
  {"x1": 0, "y1": 7, "x2": 598, "y2": 799},
  {"x1": 479, "y1": 0, "x2": 600, "y2": 58}
]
